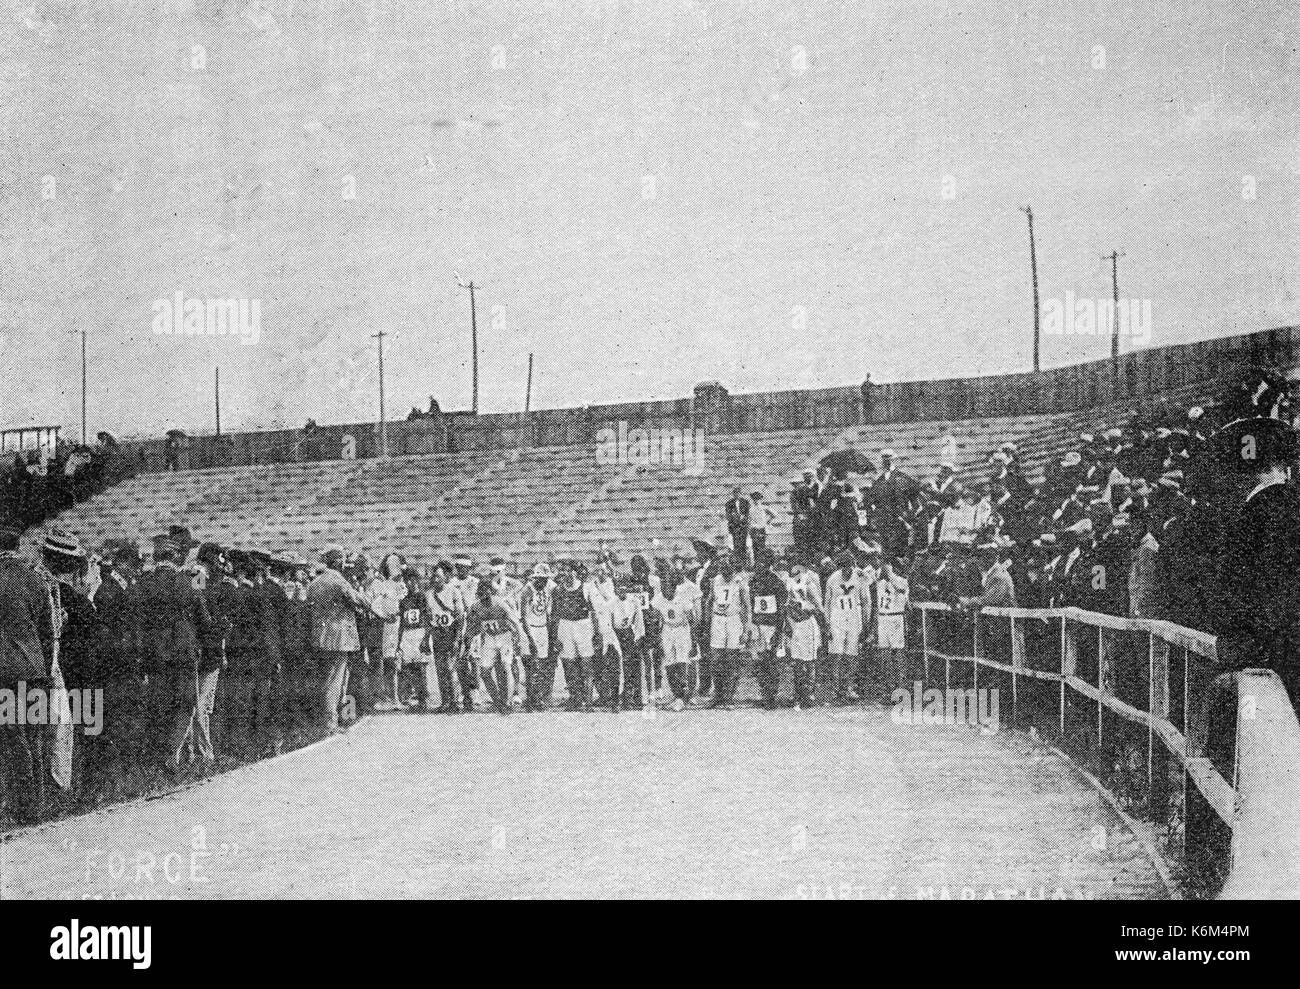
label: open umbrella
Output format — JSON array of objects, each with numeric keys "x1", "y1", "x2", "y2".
[{"x1": 819, "y1": 448, "x2": 876, "y2": 477}]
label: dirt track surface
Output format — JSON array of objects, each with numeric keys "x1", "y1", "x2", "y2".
[{"x1": 0, "y1": 708, "x2": 1168, "y2": 899}]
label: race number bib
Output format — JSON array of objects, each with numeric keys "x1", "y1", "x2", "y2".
[
  {"x1": 433, "y1": 612, "x2": 453, "y2": 628},
  {"x1": 713, "y1": 587, "x2": 733, "y2": 614},
  {"x1": 837, "y1": 594, "x2": 858, "y2": 611},
  {"x1": 879, "y1": 586, "x2": 898, "y2": 612},
  {"x1": 483, "y1": 619, "x2": 505, "y2": 636},
  {"x1": 857, "y1": 509, "x2": 868, "y2": 527},
  {"x1": 635, "y1": 591, "x2": 651, "y2": 610},
  {"x1": 753, "y1": 595, "x2": 777, "y2": 615},
  {"x1": 404, "y1": 608, "x2": 422, "y2": 627}
]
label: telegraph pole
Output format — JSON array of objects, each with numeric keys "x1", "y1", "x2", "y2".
[
  {"x1": 524, "y1": 352, "x2": 534, "y2": 414},
  {"x1": 1103, "y1": 250, "x2": 1124, "y2": 362},
  {"x1": 66, "y1": 324, "x2": 88, "y2": 444},
  {"x1": 1020, "y1": 206, "x2": 1041, "y2": 373},
  {"x1": 80, "y1": 326, "x2": 87, "y2": 444},
  {"x1": 372, "y1": 329, "x2": 389, "y2": 457},
  {"x1": 455, "y1": 276, "x2": 481, "y2": 415},
  {"x1": 214, "y1": 367, "x2": 221, "y2": 436}
]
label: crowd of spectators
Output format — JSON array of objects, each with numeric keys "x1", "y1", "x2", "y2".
[
  {"x1": 0, "y1": 433, "x2": 134, "y2": 536},
  {"x1": 718, "y1": 369, "x2": 1299, "y2": 637}
]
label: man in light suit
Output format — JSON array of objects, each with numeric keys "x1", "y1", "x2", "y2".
[
  {"x1": 959, "y1": 541, "x2": 1017, "y2": 610},
  {"x1": 306, "y1": 544, "x2": 371, "y2": 734}
]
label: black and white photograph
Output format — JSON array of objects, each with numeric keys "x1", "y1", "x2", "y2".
[{"x1": 0, "y1": 0, "x2": 1291, "y2": 958}]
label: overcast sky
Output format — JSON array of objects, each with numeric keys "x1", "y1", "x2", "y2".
[{"x1": 0, "y1": 0, "x2": 1297, "y2": 439}]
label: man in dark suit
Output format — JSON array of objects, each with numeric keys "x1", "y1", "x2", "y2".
[
  {"x1": 93, "y1": 544, "x2": 146, "y2": 768},
  {"x1": 138, "y1": 535, "x2": 216, "y2": 772},
  {"x1": 790, "y1": 471, "x2": 816, "y2": 554},
  {"x1": 196, "y1": 543, "x2": 237, "y2": 760},
  {"x1": 0, "y1": 525, "x2": 54, "y2": 824},
  {"x1": 871, "y1": 450, "x2": 919, "y2": 557},
  {"x1": 250, "y1": 551, "x2": 289, "y2": 755},
  {"x1": 223, "y1": 550, "x2": 263, "y2": 760},
  {"x1": 724, "y1": 486, "x2": 751, "y2": 562},
  {"x1": 1208, "y1": 416, "x2": 1300, "y2": 705}
]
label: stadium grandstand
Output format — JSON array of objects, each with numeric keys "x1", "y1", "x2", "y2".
[{"x1": 13, "y1": 325, "x2": 1277, "y2": 566}]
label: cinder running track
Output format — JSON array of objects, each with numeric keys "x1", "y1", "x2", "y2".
[{"x1": 0, "y1": 709, "x2": 1169, "y2": 899}]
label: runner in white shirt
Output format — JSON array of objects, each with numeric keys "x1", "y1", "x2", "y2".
[
  {"x1": 587, "y1": 561, "x2": 621, "y2": 708},
  {"x1": 518, "y1": 563, "x2": 555, "y2": 711},
  {"x1": 489, "y1": 557, "x2": 526, "y2": 707},
  {"x1": 449, "y1": 556, "x2": 482, "y2": 709},
  {"x1": 708, "y1": 554, "x2": 751, "y2": 709},
  {"x1": 369, "y1": 553, "x2": 407, "y2": 710},
  {"x1": 652, "y1": 570, "x2": 700, "y2": 712},
  {"x1": 424, "y1": 563, "x2": 467, "y2": 713},
  {"x1": 874, "y1": 557, "x2": 911, "y2": 701},
  {"x1": 823, "y1": 550, "x2": 872, "y2": 704},
  {"x1": 784, "y1": 558, "x2": 824, "y2": 710},
  {"x1": 607, "y1": 576, "x2": 646, "y2": 711}
]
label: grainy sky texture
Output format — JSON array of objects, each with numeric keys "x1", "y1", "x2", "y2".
[{"x1": 0, "y1": 0, "x2": 1296, "y2": 437}]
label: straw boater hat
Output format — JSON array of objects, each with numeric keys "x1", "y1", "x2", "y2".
[{"x1": 43, "y1": 528, "x2": 86, "y2": 560}]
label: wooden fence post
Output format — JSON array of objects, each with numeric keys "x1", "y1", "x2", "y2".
[
  {"x1": 1149, "y1": 634, "x2": 1171, "y2": 824},
  {"x1": 921, "y1": 608, "x2": 930, "y2": 684},
  {"x1": 1060, "y1": 616, "x2": 1077, "y2": 738},
  {"x1": 1097, "y1": 626, "x2": 1114, "y2": 749},
  {"x1": 1011, "y1": 615, "x2": 1025, "y2": 730}
]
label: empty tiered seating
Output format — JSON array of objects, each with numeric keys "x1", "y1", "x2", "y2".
[
  {"x1": 383, "y1": 444, "x2": 611, "y2": 562},
  {"x1": 27, "y1": 385, "x2": 1217, "y2": 570}
]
